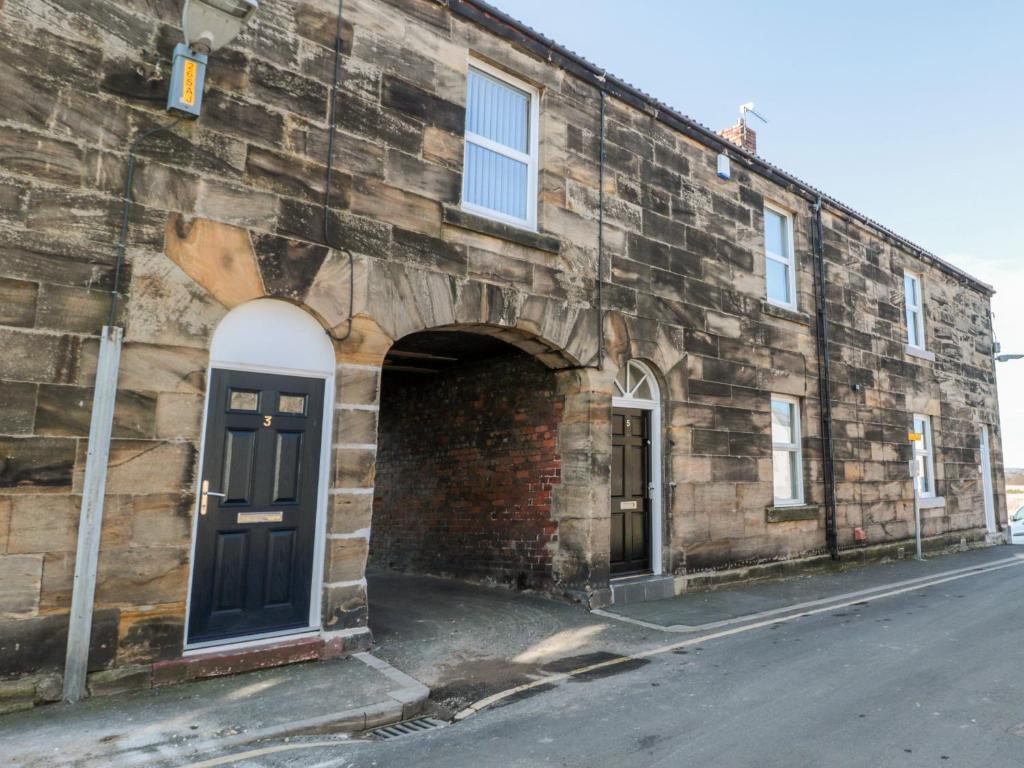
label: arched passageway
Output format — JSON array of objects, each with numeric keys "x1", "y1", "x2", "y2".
[{"x1": 370, "y1": 329, "x2": 566, "y2": 591}]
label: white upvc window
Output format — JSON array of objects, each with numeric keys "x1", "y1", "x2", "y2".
[
  {"x1": 764, "y1": 204, "x2": 797, "y2": 310},
  {"x1": 771, "y1": 395, "x2": 804, "y2": 506},
  {"x1": 461, "y1": 61, "x2": 539, "y2": 230},
  {"x1": 904, "y1": 270, "x2": 926, "y2": 349},
  {"x1": 912, "y1": 414, "x2": 936, "y2": 498}
]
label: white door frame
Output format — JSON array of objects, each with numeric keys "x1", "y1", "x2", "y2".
[
  {"x1": 182, "y1": 300, "x2": 335, "y2": 653},
  {"x1": 612, "y1": 360, "x2": 664, "y2": 576},
  {"x1": 980, "y1": 425, "x2": 997, "y2": 534}
]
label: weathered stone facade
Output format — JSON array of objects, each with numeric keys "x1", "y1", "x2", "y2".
[{"x1": 0, "y1": 0, "x2": 1005, "y2": 701}]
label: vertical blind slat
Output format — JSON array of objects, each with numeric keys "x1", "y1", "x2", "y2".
[{"x1": 463, "y1": 67, "x2": 531, "y2": 221}]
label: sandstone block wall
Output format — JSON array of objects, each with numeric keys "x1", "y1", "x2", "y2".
[{"x1": 0, "y1": 0, "x2": 1005, "y2": 692}]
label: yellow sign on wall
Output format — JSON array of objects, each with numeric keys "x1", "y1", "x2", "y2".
[
  {"x1": 908, "y1": 431, "x2": 923, "y2": 442},
  {"x1": 181, "y1": 59, "x2": 198, "y2": 107}
]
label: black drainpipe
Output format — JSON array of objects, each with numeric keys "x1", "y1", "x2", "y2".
[
  {"x1": 811, "y1": 196, "x2": 840, "y2": 559},
  {"x1": 596, "y1": 86, "x2": 606, "y2": 369}
]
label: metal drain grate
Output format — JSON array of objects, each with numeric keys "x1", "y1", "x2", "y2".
[{"x1": 367, "y1": 717, "x2": 447, "y2": 741}]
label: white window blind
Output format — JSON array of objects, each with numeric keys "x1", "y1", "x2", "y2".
[{"x1": 462, "y1": 64, "x2": 538, "y2": 229}]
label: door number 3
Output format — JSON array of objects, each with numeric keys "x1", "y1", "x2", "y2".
[{"x1": 263, "y1": 415, "x2": 273, "y2": 427}]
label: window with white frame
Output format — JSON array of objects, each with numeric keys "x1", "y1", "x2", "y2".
[
  {"x1": 764, "y1": 205, "x2": 797, "y2": 310},
  {"x1": 912, "y1": 414, "x2": 935, "y2": 498},
  {"x1": 904, "y1": 270, "x2": 926, "y2": 349},
  {"x1": 462, "y1": 62, "x2": 539, "y2": 230},
  {"x1": 771, "y1": 395, "x2": 804, "y2": 506}
]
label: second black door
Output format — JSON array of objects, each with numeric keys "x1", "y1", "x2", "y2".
[
  {"x1": 188, "y1": 369, "x2": 325, "y2": 645},
  {"x1": 611, "y1": 407, "x2": 650, "y2": 574}
]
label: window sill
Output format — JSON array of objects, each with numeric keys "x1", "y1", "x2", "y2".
[
  {"x1": 442, "y1": 205, "x2": 561, "y2": 254},
  {"x1": 761, "y1": 301, "x2": 813, "y2": 326},
  {"x1": 904, "y1": 344, "x2": 935, "y2": 362},
  {"x1": 766, "y1": 504, "x2": 819, "y2": 523},
  {"x1": 918, "y1": 496, "x2": 945, "y2": 509}
]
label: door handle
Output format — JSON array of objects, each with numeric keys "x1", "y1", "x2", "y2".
[{"x1": 199, "y1": 479, "x2": 226, "y2": 516}]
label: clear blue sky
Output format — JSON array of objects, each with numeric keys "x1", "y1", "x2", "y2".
[{"x1": 494, "y1": 0, "x2": 1024, "y2": 468}]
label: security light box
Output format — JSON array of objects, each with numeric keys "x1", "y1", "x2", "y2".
[{"x1": 167, "y1": 43, "x2": 208, "y2": 118}]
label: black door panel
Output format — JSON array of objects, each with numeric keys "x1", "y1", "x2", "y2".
[
  {"x1": 188, "y1": 369, "x2": 325, "y2": 644},
  {"x1": 610, "y1": 407, "x2": 650, "y2": 575}
]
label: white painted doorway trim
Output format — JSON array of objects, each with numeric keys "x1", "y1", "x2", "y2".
[
  {"x1": 183, "y1": 300, "x2": 336, "y2": 652},
  {"x1": 980, "y1": 425, "x2": 997, "y2": 534},
  {"x1": 612, "y1": 360, "x2": 664, "y2": 576}
]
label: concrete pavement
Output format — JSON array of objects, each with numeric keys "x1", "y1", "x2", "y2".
[
  {"x1": 4, "y1": 547, "x2": 1020, "y2": 767},
  {"x1": 366, "y1": 570, "x2": 656, "y2": 717},
  {"x1": 600, "y1": 544, "x2": 1017, "y2": 630},
  {"x1": 179, "y1": 546, "x2": 1024, "y2": 767},
  {"x1": 0, "y1": 652, "x2": 427, "y2": 768}
]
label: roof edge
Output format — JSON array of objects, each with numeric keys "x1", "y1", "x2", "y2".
[{"x1": 445, "y1": 0, "x2": 994, "y2": 296}]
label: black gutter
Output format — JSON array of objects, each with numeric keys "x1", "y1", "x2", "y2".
[
  {"x1": 446, "y1": 0, "x2": 993, "y2": 297},
  {"x1": 596, "y1": 88, "x2": 606, "y2": 369},
  {"x1": 812, "y1": 197, "x2": 840, "y2": 560}
]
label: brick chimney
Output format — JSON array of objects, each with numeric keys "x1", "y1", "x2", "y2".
[{"x1": 718, "y1": 119, "x2": 757, "y2": 154}]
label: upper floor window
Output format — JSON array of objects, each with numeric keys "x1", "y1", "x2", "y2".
[
  {"x1": 912, "y1": 414, "x2": 936, "y2": 498},
  {"x1": 462, "y1": 62, "x2": 539, "y2": 230},
  {"x1": 764, "y1": 204, "x2": 796, "y2": 310},
  {"x1": 904, "y1": 270, "x2": 926, "y2": 349},
  {"x1": 771, "y1": 394, "x2": 804, "y2": 506}
]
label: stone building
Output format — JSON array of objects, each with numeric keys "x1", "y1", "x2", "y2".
[{"x1": 0, "y1": 0, "x2": 1005, "y2": 706}]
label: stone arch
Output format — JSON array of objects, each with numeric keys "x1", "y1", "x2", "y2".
[
  {"x1": 603, "y1": 312, "x2": 686, "y2": 381},
  {"x1": 341, "y1": 261, "x2": 600, "y2": 369},
  {"x1": 164, "y1": 216, "x2": 599, "y2": 369},
  {"x1": 164, "y1": 216, "x2": 615, "y2": 607},
  {"x1": 346, "y1": 319, "x2": 614, "y2": 606}
]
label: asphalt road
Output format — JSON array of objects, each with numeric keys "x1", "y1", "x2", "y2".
[{"x1": 190, "y1": 559, "x2": 1024, "y2": 768}]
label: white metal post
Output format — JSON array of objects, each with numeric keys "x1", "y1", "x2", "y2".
[{"x1": 63, "y1": 325, "x2": 123, "y2": 703}]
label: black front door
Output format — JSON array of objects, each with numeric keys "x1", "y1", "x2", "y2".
[
  {"x1": 611, "y1": 407, "x2": 650, "y2": 575},
  {"x1": 188, "y1": 369, "x2": 325, "y2": 645}
]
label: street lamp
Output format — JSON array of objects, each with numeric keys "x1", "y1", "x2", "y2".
[
  {"x1": 182, "y1": 0, "x2": 258, "y2": 53},
  {"x1": 995, "y1": 354, "x2": 1024, "y2": 362},
  {"x1": 167, "y1": 0, "x2": 259, "y2": 117}
]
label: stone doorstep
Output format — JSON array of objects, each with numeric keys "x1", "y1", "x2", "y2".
[
  {"x1": 151, "y1": 628, "x2": 372, "y2": 688},
  {"x1": 610, "y1": 574, "x2": 675, "y2": 605},
  {"x1": 680, "y1": 529, "x2": 994, "y2": 593}
]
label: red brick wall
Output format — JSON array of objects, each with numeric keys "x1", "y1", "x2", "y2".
[{"x1": 370, "y1": 353, "x2": 563, "y2": 589}]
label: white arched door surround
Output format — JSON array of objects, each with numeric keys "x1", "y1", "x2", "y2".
[
  {"x1": 612, "y1": 360, "x2": 664, "y2": 576},
  {"x1": 184, "y1": 299, "x2": 336, "y2": 651},
  {"x1": 209, "y1": 299, "x2": 336, "y2": 376}
]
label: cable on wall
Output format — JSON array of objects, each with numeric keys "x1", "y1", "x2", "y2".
[
  {"x1": 596, "y1": 86, "x2": 606, "y2": 370},
  {"x1": 108, "y1": 117, "x2": 181, "y2": 328},
  {"x1": 322, "y1": 0, "x2": 355, "y2": 342}
]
